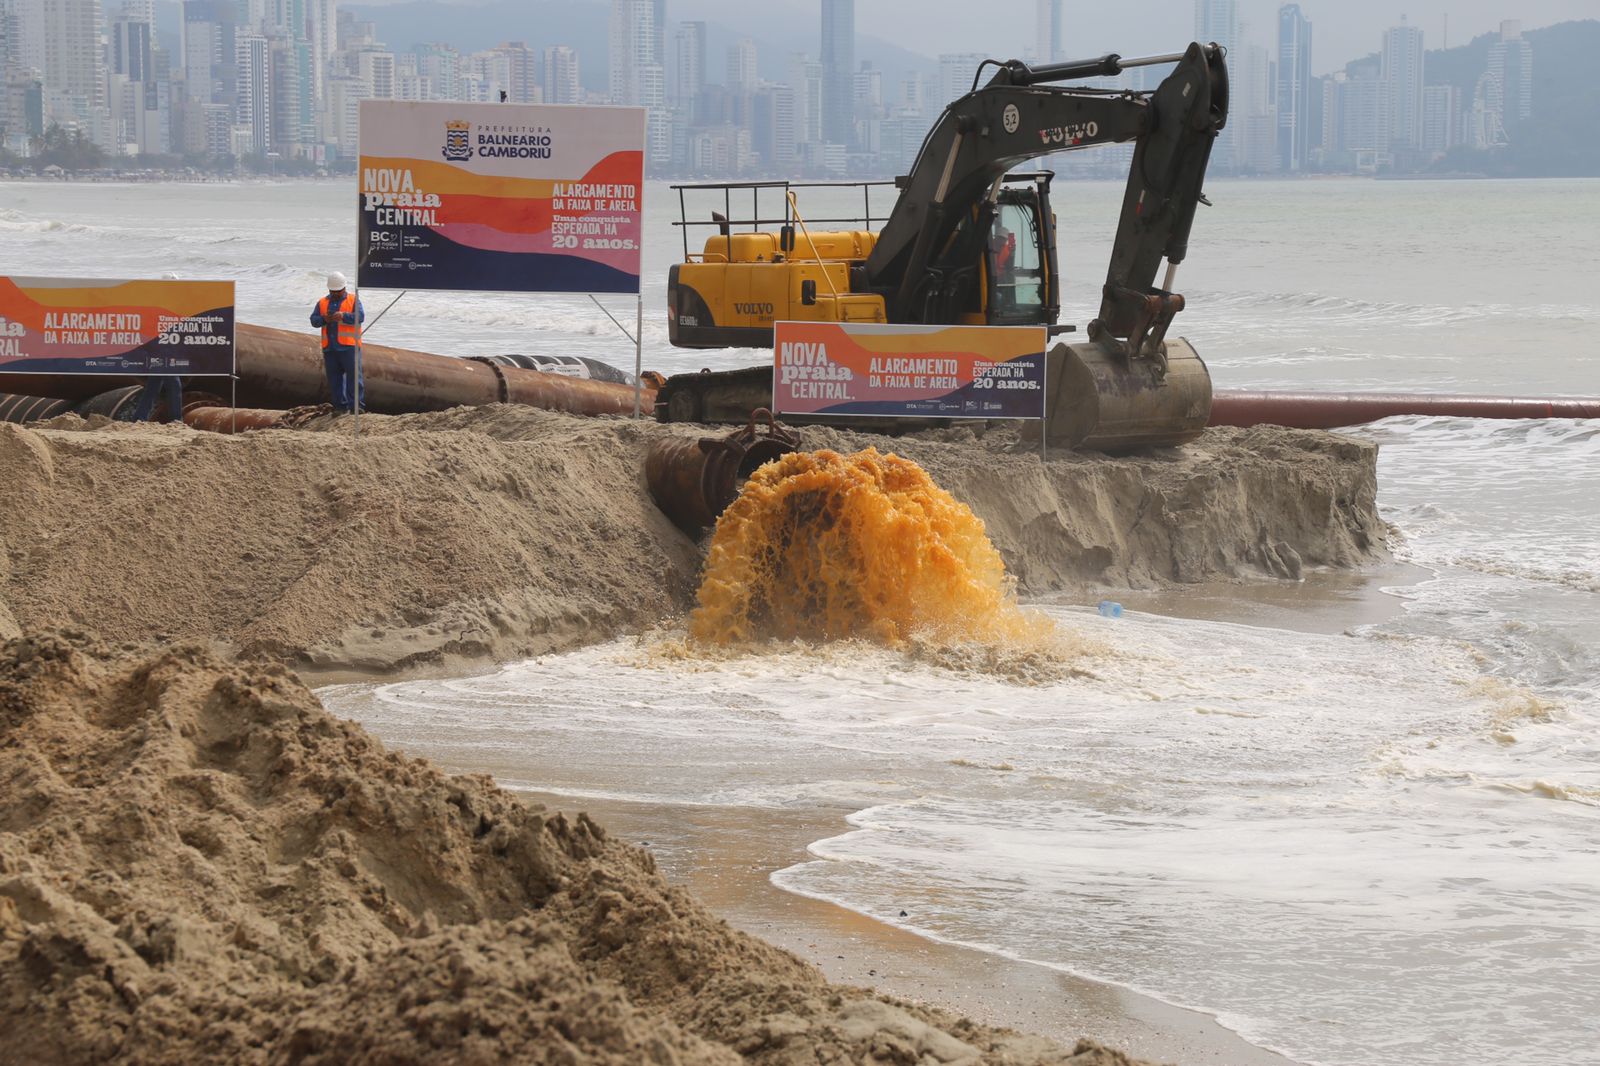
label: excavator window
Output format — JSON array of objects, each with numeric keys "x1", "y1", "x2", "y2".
[{"x1": 988, "y1": 200, "x2": 1045, "y2": 323}]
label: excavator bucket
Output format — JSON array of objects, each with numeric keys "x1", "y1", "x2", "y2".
[{"x1": 1039, "y1": 338, "x2": 1213, "y2": 453}]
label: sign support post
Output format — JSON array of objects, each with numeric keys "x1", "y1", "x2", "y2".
[{"x1": 634, "y1": 294, "x2": 644, "y2": 418}]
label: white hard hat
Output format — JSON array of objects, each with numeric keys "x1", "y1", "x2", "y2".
[{"x1": 327, "y1": 271, "x2": 347, "y2": 290}]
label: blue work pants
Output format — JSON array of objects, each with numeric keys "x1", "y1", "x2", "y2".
[
  {"x1": 322, "y1": 346, "x2": 365, "y2": 412},
  {"x1": 132, "y1": 377, "x2": 184, "y2": 423}
]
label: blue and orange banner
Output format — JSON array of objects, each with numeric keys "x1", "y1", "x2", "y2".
[
  {"x1": 0, "y1": 276, "x2": 235, "y2": 376},
  {"x1": 357, "y1": 101, "x2": 646, "y2": 294},
  {"x1": 773, "y1": 322, "x2": 1048, "y2": 420}
]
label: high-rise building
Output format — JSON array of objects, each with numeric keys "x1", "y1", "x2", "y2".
[
  {"x1": 820, "y1": 0, "x2": 853, "y2": 148},
  {"x1": 1193, "y1": 0, "x2": 1238, "y2": 169},
  {"x1": 1420, "y1": 84, "x2": 1460, "y2": 154},
  {"x1": 322, "y1": 72, "x2": 365, "y2": 154},
  {"x1": 672, "y1": 21, "x2": 705, "y2": 114},
  {"x1": 898, "y1": 72, "x2": 924, "y2": 116},
  {"x1": 355, "y1": 48, "x2": 394, "y2": 99},
  {"x1": 543, "y1": 45, "x2": 580, "y2": 105},
  {"x1": 937, "y1": 53, "x2": 984, "y2": 107},
  {"x1": 1339, "y1": 75, "x2": 1387, "y2": 154},
  {"x1": 0, "y1": 0, "x2": 17, "y2": 84},
  {"x1": 1238, "y1": 42, "x2": 1277, "y2": 172},
  {"x1": 727, "y1": 37, "x2": 757, "y2": 94},
  {"x1": 308, "y1": 0, "x2": 337, "y2": 101},
  {"x1": 1317, "y1": 72, "x2": 1343, "y2": 157},
  {"x1": 17, "y1": 0, "x2": 106, "y2": 115},
  {"x1": 415, "y1": 42, "x2": 461, "y2": 101},
  {"x1": 1487, "y1": 20, "x2": 1532, "y2": 130},
  {"x1": 1035, "y1": 0, "x2": 1062, "y2": 65},
  {"x1": 234, "y1": 32, "x2": 270, "y2": 155},
  {"x1": 753, "y1": 82, "x2": 794, "y2": 169},
  {"x1": 182, "y1": 99, "x2": 232, "y2": 157},
  {"x1": 788, "y1": 52, "x2": 821, "y2": 146},
  {"x1": 609, "y1": 0, "x2": 667, "y2": 164},
  {"x1": 183, "y1": 0, "x2": 242, "y2": 107},
  {"x1": 609, "y1": 0, "x2": 653, "y2": 105},
  {"x1": 270, "y1": 33, "x2": 315, "y2": 155},
  {"x1": 111, "y1": 15, "x2": 153, "y2": 80},
  {"x1": 1276, "y1": 4, "x2": 1311, "y2": 172},
  {"x1": 1381, "y1": 19, "x2": 1423, "y2": 150}
]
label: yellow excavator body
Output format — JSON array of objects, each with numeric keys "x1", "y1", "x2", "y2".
[{"x1": 670, "y1": 231, "x2": 886, "y2": 349}]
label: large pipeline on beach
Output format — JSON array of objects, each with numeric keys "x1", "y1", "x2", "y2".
[
  {"x1": 1, "y1": 327, "x2": 653, "y2": 419},
  {"x1": 646, "y1": 409, "x2": 804, "y2": 532},
  {"x1": 1209, "y1": 391, "x2": 1600, "y2": 430},
  {"x1": 233, "y1": 324, "x2": 649, "y2": 416}
]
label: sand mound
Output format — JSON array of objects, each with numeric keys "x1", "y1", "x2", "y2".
[
  {"x1": 0, "y1": 408, "x2": 1385, "y2": 674},
  {"x1": 0, "y1": 410, "x2": 705, "y2": 676},
  {"x1": 0, "y1": 631, "x2": 1146, "y2": 1065}
]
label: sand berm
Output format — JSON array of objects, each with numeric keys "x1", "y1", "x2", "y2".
[
  {"x1": 0, "y1": 407, "x2": 1387, "y2": 1064},
  {"x1": 0, "y1": 406, "x2": 1385, "y2": 668}
]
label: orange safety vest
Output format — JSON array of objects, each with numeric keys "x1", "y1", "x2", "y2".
[{"x1": 318, "y1": 292, "x2": 361, "y2": 350}]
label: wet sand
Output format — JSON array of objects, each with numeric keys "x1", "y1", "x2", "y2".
[
  {"x1": 1105, "y1": 561, "x2": 1433, "y2": 635},
  {"x1": 528, "y1": 791, "x2": 1301, "y2": 1066}
]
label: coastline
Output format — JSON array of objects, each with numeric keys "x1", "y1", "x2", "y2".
[
  {"x1": 3, "y1": 410, "x2": 1402, "y2": 1063},
  {"x1": 520, "y1": 790, "x2": 1303, "y2": 1066},
  {"x1": 320, "y1": 567, "x2": 1427, "y2": 1066}
]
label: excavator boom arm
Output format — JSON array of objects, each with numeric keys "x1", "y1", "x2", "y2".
[{"x1": 864, "y1": 42, "x2": 1228, "y2": 346}]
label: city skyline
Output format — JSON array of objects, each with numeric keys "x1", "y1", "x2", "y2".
[{"x1": 0, "y1": 0, "x2": 1563, "y2": 178}]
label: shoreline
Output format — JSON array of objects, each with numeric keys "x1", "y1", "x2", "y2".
[
  {"x1": 4, "y1": 410, "x2": 1401, "y2": 1063},
  {"x1": 521, "y1": 789, "x2": 1303, "y2": 1066},
  {"x1": 316, "y1": 564, "x2": 1428, "y2": 1065}
]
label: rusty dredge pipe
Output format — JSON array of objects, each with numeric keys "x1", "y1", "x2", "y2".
[
  {"x1": 233, "y1": 324, "x2": 649, "y2": 416},
  {"x1": 1209, "y1": 390, "x2": 1600, "y2": 430},
  {"x1": 1, "y1": 325, "x2": 652, "y2": 419},
  {"x1": 646, "y1": 409, "x2": 803, "y2": 532},
  {"x1": 182, "y1": 406, "x2": 297, "y2": 433}
]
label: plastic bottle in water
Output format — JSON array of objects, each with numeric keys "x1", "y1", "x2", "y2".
[{"x1": 1097, "y1": 600, "x2": 1123, "y2": 618}]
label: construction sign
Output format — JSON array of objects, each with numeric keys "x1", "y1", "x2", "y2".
[
  {"x1": 0, "y1": 276, "x2": 235, "y2": 376},
  {"x1": 772, "y1": 322, "x2": 1048, "y2": 420},
  {"x1": 357, "y1": 100, "x2": 646, "y2": 294}
]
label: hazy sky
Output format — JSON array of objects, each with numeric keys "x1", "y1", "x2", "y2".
[{"x1": 671, "y1": 0, "x2": 1593, "y2": 75}]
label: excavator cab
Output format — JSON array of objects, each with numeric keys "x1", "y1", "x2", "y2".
[{"x1": 982, "y1": 177, "x2": 1057, "y2": 327}]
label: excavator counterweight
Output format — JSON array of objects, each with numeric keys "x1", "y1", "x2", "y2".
[{"x1": 660, "y1": 42, "x2": 1229, "y2": 452}]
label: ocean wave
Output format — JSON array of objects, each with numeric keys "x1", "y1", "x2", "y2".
[
  {"x1": 0, "y1": 215, "x2": 97, "y2": 235},
  {"x1": 1190, "y1": 287, "x2": 1599, "y2": 327}
]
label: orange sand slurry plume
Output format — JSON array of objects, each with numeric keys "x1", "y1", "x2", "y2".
[{"x1": 689, "y1": 447, "x2": 1055, "y2": 649}]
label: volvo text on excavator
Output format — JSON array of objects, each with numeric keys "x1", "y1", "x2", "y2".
[{"x1": 658, "y1": 41, "x2": 1228, "y2": 451}]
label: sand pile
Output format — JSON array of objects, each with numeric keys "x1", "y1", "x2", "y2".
[
  {"x1": 0, "y1": 407, "x2": 1385, "y2": 674},
  {"x1": 0, "y1": 631, "x2": 1147, "y2": 1065},
  {"x1": 0, "y1": 410, "x2": 705, "y2": 675}
]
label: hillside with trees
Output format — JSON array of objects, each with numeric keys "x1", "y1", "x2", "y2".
[{"x1": 1425, "y1": 19, "x2": 1600, "y2": 176}]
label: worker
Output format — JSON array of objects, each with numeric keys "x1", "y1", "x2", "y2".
[
  {"x1": 311, "y1": 271, "x2": 365, "y2": 413},
  {"x1": 131, "y1": 375, "x2": 183, "y2": 423},
  {"x1": 992, "y1": 222, "x2": 1017, "y2": 279}
]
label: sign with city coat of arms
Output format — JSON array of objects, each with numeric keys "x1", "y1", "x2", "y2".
[{"x1": 357, "y1": 101, "x2": 646, "y2": 294}]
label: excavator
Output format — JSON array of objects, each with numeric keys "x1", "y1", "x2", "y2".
[{"x1": 658, "y1": 41, "x2": 1228, "y2": 451}]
